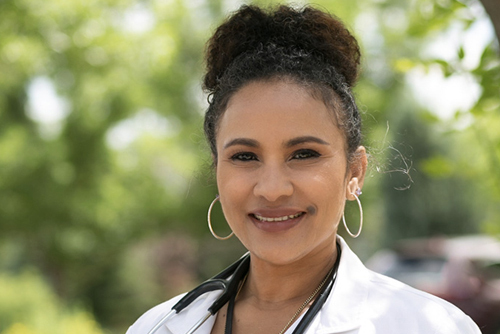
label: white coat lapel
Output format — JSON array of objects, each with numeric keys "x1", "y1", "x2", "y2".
[{"x1": 305, "y1": 237, "x2": 369, "y2": 334}]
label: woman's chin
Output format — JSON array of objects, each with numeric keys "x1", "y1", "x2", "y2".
[{"x1": 244, "y1": 231, "x2": 338, "y2": 268}]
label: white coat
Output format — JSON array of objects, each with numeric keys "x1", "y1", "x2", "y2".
[{"x1": 127, "y1": 237, "x2": 481, "y2": 334}]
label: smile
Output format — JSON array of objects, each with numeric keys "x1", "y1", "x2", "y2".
[{"x1": 253, "y1": 212, "x2": 304, "y2": 222}]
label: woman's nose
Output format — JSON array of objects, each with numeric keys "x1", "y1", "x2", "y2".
[{"x1": 253, "y1": 164, "x2": 293, "y2": 202}]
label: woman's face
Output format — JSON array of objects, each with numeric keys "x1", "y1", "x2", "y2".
[{"x1": 215, "y1": 80, "x2": 365, "y2": 265}]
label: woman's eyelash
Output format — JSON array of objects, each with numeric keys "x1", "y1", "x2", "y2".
[
  {"x1": 231, "y1": 152, "x2": 257, "y2": 161},
  {"x1": 292, "y1": 149, "x2": 321, "y2": 160},
  {"x1": 230, "y1": 149, "x2": 320, "y2": 161}
]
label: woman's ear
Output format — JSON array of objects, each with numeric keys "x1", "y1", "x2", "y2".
[{"x1": 346, "y1": 146, "x2": 368, "y2": 200}]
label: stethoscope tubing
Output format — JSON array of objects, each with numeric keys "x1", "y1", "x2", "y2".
[
  {"x1": 147, "y1": 309, "x2": 176, "y2": 334},
  {"x1": 185, "y1": 312, "x2": 212, "y2": 334},
  {"x1": 148, "y1": 253, "x2": 250, "y2": 334},
  {"x1": 147, "y1": 245, "x2": 340, "y2": 334},
  {"x1": 291, "y1": 242, "x2": 341, "y2": 334}
]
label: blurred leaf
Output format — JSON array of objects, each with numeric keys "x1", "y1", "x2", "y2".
[
  {"x1": 393, "y1": 58, "x2": 416, "y2": 73},
  {"x1": 0, "y1": 270, "x2": 105, "y2": 334},
  {"x1": 420, "y1": 155, "x2": 454, "y2": 178},
  {"x1": 458, "y1": 45, "x2": 465, "y2": 60}
]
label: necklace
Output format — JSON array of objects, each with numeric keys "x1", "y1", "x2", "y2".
[
  {"x1": 276, "y1": 264, "x2": 334, "y2": 334},
  {"x1": 224, "y1": 260, "x2": 336, "y2": 334}
]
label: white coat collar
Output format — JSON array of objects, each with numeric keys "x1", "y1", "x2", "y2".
[
  {"x1": 308, "y1": 236, "x2": 368, "y2": 333},
  {"x1": 165, "y1": 236, "x2": 369, "y2": 334},
  {"x1": 166, "y1": 288, "x2": 220, "y2": 334}
]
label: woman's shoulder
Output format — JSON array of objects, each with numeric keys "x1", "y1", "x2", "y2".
[
  {"x1": 126, "y1": 293, "x2": 185, "y2": 334},
  {"x1": 335, "y1": 238, "x2": 481, "y2": 333},
  {"x1": 126, "y1": 288, "x2": 223, "y2": 334},
  {"x1": 365, "y1": 270, "x2": 481, "y2": 333}
]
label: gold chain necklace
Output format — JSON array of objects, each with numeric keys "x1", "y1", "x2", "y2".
[
  {"x1": 233, "y1": 265, "x2": 334, "y2": 334},
  {"x1": 276, "y1": 266, "x2": 334, "y2": 334}
]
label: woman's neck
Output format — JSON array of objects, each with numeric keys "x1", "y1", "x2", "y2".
[{"x1": 240, "y1": 240, "x2": 338, "y2": 305}]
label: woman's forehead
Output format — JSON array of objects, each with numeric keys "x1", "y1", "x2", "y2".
[{"x1": 217, "y1": 80, "x2": 345, "y2": 148}]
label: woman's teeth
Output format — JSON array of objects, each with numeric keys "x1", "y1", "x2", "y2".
[{"x1": 253, "y1": 212, "x2": 304, "y2": 222}]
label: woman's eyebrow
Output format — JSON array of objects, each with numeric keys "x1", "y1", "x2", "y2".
[
  {"x1": 223, "y1": 138, "x2": 259, "y2": 149},
  {"x1": 285, "y1": 136, "x2": 330, "y2": 147}
]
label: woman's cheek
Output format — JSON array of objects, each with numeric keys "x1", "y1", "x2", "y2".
[{"x1": 218, "y1": 171, "x2": 249, "y2": 217}]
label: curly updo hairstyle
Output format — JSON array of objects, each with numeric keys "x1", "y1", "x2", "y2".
[{"x1": 203, "y1": 4, "x2": 362, "y2": 161}]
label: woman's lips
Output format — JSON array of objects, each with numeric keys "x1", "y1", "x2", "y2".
[
  {"x1": 253, "y1": 212, "x2": 304, "y2": 222},
  {"x1": 249, "y1": 210, "x2": 306, "y2": 232}
]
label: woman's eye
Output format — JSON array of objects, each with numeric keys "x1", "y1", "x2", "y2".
[
  {"x1": 231, "y1": 152, "x2": 257, "y2": 161},
  {"x1": 291, "y1": 149, "x2": 320, "y2": 160}
]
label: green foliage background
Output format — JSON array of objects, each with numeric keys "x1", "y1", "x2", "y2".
[{"x1": 0, "y1": 0, "x2": 499, "y2": 332}]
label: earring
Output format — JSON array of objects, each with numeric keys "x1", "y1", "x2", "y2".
[
  {"x1": 342, "y1": 189, "x2": 363, "y2": 238},
  {"x1": 207, "y1": 195, "x2": 234, "y2": 240}
]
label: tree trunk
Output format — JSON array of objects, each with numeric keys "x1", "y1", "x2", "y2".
[{"x1": 479, "y1": 0, "x2": 500, "y2": 46}]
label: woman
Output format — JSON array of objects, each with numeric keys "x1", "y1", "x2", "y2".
[{"x1": 128, "y1": 4, "x2": 481, "y2": 334}]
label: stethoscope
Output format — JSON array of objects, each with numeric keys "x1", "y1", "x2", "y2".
[{"x1": 148, "y1": 243, "x2": 341, "y2": 334}]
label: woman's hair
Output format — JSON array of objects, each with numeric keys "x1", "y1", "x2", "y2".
[{"x1": 203, "y1": 4, "x2": 362, "y2": 161}]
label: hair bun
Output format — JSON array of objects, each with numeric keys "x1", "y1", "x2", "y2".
[{"x1": 204, "y1": 5, "x2": 361, "y2": 91}]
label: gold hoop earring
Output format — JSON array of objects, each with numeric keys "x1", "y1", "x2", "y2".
[
  {"x1": 207, "y1": 195, "x2": 234, "y2": 240},
  {"x1": 342, "y1": 191, "x2": 363, "y2": 238}
]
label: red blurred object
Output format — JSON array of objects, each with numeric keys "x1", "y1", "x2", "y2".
[{"x1": 367, "y1": 235, "x2": 500, "y2": 334}]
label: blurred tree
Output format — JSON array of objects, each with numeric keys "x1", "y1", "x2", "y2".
[
  {"x1": 0, "y1": 0, "x2": 499, "y2": 332},
  {"x1": 0, "y1": 0, "x2": 220, "y2": 329},
  {"x1": 0, "y1": 269, "x2": 105, "y2": 334},
  {"x1": 381, "y1": 109, "x2": 481, "y2": 244},
  {"x1": 338, "y1": 0, "x2": 500, "y2": 246},
  {"x1": 479, "y1": 0, "x2": 500, "y2": 41}
]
